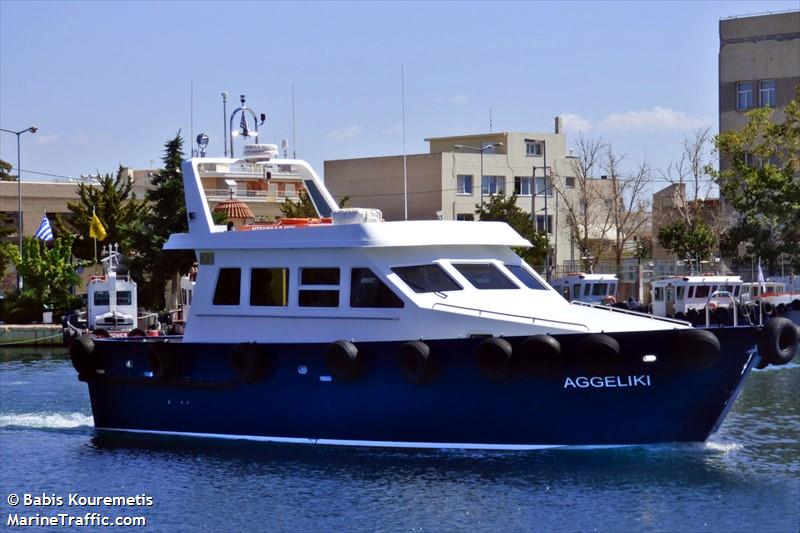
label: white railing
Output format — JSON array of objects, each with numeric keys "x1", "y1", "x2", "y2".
[{"x1": 205, "y1": 189, "x2": 301, "y2": 202}]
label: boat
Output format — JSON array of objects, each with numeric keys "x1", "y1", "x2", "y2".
[
  {"x1": 739, "y1": 281, "x2": 800, "y2": 316},
  {"x1": 67, "y1": 100, "x2": 799, "y2": 449},
  {"x1": 550, "y1": 273, "x2": 619, "y2": 305},
  {"x1": 650, "y1": 275, "x2": 743, "y2": 326}
]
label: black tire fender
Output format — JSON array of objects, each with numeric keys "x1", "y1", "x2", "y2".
[
  {"x1": 69, "y1": 334, "x2": 97, "y2": 375},
  {"x1": 758, "y1": 317, "x2": 798, "y2": 366},
  {"x1": 578, "y1": 334, "x2": 620, "y2": 372},
  {"x1": 93, "y1": 328, "x2": 110, "y2": 339},
  {"x1": 672, "y1": 329, "x2": 720, "y2": 371},
  {"x1": 147, "y1": 342, "x2": 177, "y2": 380},
  {"x1": 475, "y1": 337, "x2": 513, "y2": 381},
  {"x1": 128, "y1": 328, "x2": 146, "y2": 338},
  {"x1": 230, "y1": 343, "x2": 272, "y2": 382},
  {"x1": 519, "y1": 334, "x2": 561, "y2": 377},
  {"x1": 397, "y1": 341, "x2": 436, "y2": 384},
  {"x1": 325, "y1": 340, "x2": 360, "y2": 381}
]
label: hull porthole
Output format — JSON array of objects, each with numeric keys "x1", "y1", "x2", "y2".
[
  {"x1": 672, "y1": 329, "x2": 720, "y2": 371},
  {"x1": 758, "y1": 317, "x2": 798, "y2": 366},
  {"x1": 398, "y1": 341, "x2": 436, "y2": 384},
  {"x1": 325, "y1": 340, "x2": 360, "y2": 381},
  {"x1": 475, "y1": 337, "x2": 513, "y2": 381}
]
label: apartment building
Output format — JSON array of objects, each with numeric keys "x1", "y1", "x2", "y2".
[
  {"x1": 324, "y1": 118, "x2": 608, "y2": 266},
  {"x1": 719, "y1": 11, "x2": 800, "y2": 135}
]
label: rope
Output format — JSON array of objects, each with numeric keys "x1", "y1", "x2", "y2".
[{"x1": 0, "y1": 332, "x2": 65, "y2": 346}]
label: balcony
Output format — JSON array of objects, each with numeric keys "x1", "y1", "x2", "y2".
[{"x1": 205, "y1": 188, "x2": 301, "y2": 203}]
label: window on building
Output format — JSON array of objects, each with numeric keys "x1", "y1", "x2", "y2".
[
  {"x1": 759, "y1": 79, "x2": 775, "y2": 108},
  {"x1": 565, "y1": 176, "x2": 576, "y2": 188},
  {"x1": 526, "y1": 141, "x2": 543, "y2": 156},
  {"x1": 457, "y1": 175, "x2": 473, "y2": 195},
  {"x1": 456, "y1": 213, "x2": 475, "y2": 221},
  {"x1": 535, "y1": 176, "x2": 552, "y2": 196},
  {"x1": 535, "y1": 214, "x2": 553, "y2": 234},
  {"x1": 505, "y1": 264, "x2": 547, "y2": 290},
  {"x1": 453, "y1": 263, "x2": 517, "y2": 290},
  {"x1": 350, "y1": 268, "x2": 404, "y2": 308},
  {"x1": 481, "y1": 175, "x2": 505, "y2": 195},
  {"x1": 737, "y1": 82, "x2": 753, "y2": 111},
  {"x1": 299, "y1": 267, "x2": 339, "y2": 307},
  {"x1": 392, "y1": 264, "x2": 462, "y2": 293},
  {"x1": 213, "y1": 268, "x2": 241, "y2": 305},
  {"x1": 514, "y1": 176, "x2": 532, "y2": 196},
  {"x1": 250, "y1": 268, "x2": 289, "y2": 306}
]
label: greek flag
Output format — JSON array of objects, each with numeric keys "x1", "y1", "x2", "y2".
[
  {"x1": 34, "y1": 213, "x2": 53, "y2": 241},
  {"x1": 240, "y1": 112, "x2": 249, "y2": 137}
]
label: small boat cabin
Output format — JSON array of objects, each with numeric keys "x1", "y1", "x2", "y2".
[
  {"x1": 550, "y1": 273, "x2": 618, "y2": 304},
  {"x1": 651, "y1": 275, "x2": 742, "y2": 320}
]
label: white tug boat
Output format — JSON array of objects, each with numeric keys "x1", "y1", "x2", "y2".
[
  {"x1": 550, "y1": 273, "x2": 619, "y2": 305},
  {"x1": 68, "y1": 98, "x2": 798, "y2": 450},
  {"x1": 651, "y1": 275, "x2": 743, "y2": 325}
]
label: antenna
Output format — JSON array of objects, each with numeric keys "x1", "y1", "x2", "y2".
[
  {"x1": 401, "y1": 63, "x2": 408, "y2": 221},
  {"x1": 222, "y1": 91, "x2": 229, "y2": 157},
  {"x1": 190, "y1": 80, "x2": 195, "y2": 156},
  {"x1": 489, "y1": 106, "x2": 492, "y2": 133},
  {"x1": 291, "y1": 83, "x2": 297, "y2": 158}
]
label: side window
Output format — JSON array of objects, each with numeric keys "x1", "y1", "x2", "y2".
[
  {"x1": 350, "y1": 268, "x2": 404, "y2": 308},
  {"x1": 250, "y1": 268, "x2": 289, "y2": 307},
  {"x1": 654, "y1": 287, "x2": 664, "y2": 301},
  {"x1": 299, "y1": 267, "x2": 339, "y2": 307},
  {"x1": 695, "y1": 285, "x2": 709, "y2": 298},
  {"x1": 676, "y1": 286, "x2": 685, "y2": 301},
  {"x1": 452, "y1": 263, "x2": 517, "y2": 290},
  {"x1": 573, "y1": 284, "x2": 581, "y2": 299},
  {"x1": 94, "y1": 291, "x2": 110, "y2": 306},
  {"x1": 609, "y1": 283, "x2": 616, "y2": 295},
  {"x1": 584, "y1": 284, "x2": 591, "y2": 296},
  {"x1": 505, "y1": 265, "x2": 547, "y2": 290},
  {"x1": 688, "y1": 286, "x2": 694, "y2": 298},
  {"x1": 213, "y1": 268, "x2": 241, "y2": 305},
  {"x1": 592, "y1": 283, "x2": 608, "y2": 296},
  {"x1": 392, "y1": 264, "x2": 462, "y2": 293}
]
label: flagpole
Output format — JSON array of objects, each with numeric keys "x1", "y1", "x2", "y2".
[{"x1": 93, "y1": 207, "x2": 97, "y2": 263}]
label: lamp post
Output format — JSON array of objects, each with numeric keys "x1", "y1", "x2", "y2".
[
  {"x1": 0, "y1": 125, "x2": 37, "y2": 289},
  {"x1": 453, "y1": 142, "x2": 503, "y2": 214},
  {"x1": 221, "y1": 92, "x2": 229, "y2": 157}
]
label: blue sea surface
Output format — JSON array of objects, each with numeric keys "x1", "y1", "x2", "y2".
[{"x1": 1, "y1": 346, "x2": 798, "y2": 532}]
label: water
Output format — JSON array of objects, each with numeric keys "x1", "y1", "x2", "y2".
[{"x1": 1, "y1": 346, "x2": 798, "y2": 532}]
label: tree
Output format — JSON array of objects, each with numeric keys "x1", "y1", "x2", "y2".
[
  {"x1": 0, "y1": 159, "x2": 13, "y2": 181},
  {"x1": 280, "y1": 189, "x2": 318, "y2": 218},
  {"x1": 657, "y1": 220, "x2": 717, "y2": 269},
  {"x1": 553, "y1": 134, "x2": 613, "y2": 270},
  {"x1": 709, "y1": 87, "x2": 800, "y2": 270},
  {"x1": 600, "y1": 148, "x2": 652, "y2": 270},
  {"x1": 54, "y1": 167, "x2": 144, "y2": 260},
  {"x1": 7, "y1": 236, "x2": 88, "y2": 321},
  {"x1": 125, "y1": 133, "x2": 195, "y2": 310},
  {"x1": 474, "y1": 194, "x2": 548, "y2": 267},
  {"x1": 0, "y1": 212, "x2": 15, "y2": 282}
]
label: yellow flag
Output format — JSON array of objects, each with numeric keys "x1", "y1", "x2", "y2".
[{"x1": 89, "y1": 212, "x2": 107, "y2": 241}]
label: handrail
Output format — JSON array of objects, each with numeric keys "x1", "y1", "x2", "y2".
[
  {"x1": 705, "y1": 290, "x2": 738, "y2": 327},
  {"x1": 570, "y1": 300, "x2": 693, "y2": 327},
  {"x1": 431, "y1": 302, "x2": 591, "y2": 331}
]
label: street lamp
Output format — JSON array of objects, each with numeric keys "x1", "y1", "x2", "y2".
[
  {"x1": 0, "y1": 125, "x2": 37, "y2": 289},
  {"x1": 453, "y1": 142, "x2": 503, "y2": 211}
]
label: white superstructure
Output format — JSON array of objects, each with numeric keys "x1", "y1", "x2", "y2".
[
  {"x1": 164, "y1": 153, "x2": 686, "y2": 345},
  {"x1": 651, "y1": 275, "x2": 742, "y2": 320},
  {"x1": 87, "y1": 245, "x2": 138, "y2": 333}
]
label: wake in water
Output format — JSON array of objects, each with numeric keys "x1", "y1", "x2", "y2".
[{"x1": 0, "y1": 412, "x2": 94, "y2": 429}]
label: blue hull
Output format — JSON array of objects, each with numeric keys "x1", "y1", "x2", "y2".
[{"x1": 82, "y1": 328, "x2": 759, "y2": 448}]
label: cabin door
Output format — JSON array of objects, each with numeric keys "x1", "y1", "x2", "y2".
[{"x1": 665, "y1": 286, "x2": 676, "y2": 316}]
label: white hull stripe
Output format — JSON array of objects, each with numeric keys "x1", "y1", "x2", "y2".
[{"x1": 95, "y1": 427, "x2": 630, "y2": 451}]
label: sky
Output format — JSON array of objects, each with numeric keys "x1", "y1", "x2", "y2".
[{"x1": 1, "y1": 0, "x2": 798, "y2": 186}]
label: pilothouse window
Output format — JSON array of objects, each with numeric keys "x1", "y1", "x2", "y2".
[
  {"x1": 350, "y1": 268, "x2": 404, "y2": 308},
  {"x1": 94, "y1": 291, "x2": 110, "y2": 306},
  {"x1": 392, "y1": 264, "x2": 462, "y2": 294},
  {"x1": 453, "y1": 263, "x2": 517, "y2": 290},
  {"x1": 505, "y1": 265, "x2": 547, "y2": 290},
  {"x1": 213, "y1": 268, "x2": 241, "y2": 306},
  {"x1": 116, "y1": 291, "x2": 132, "y2": 306}
]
